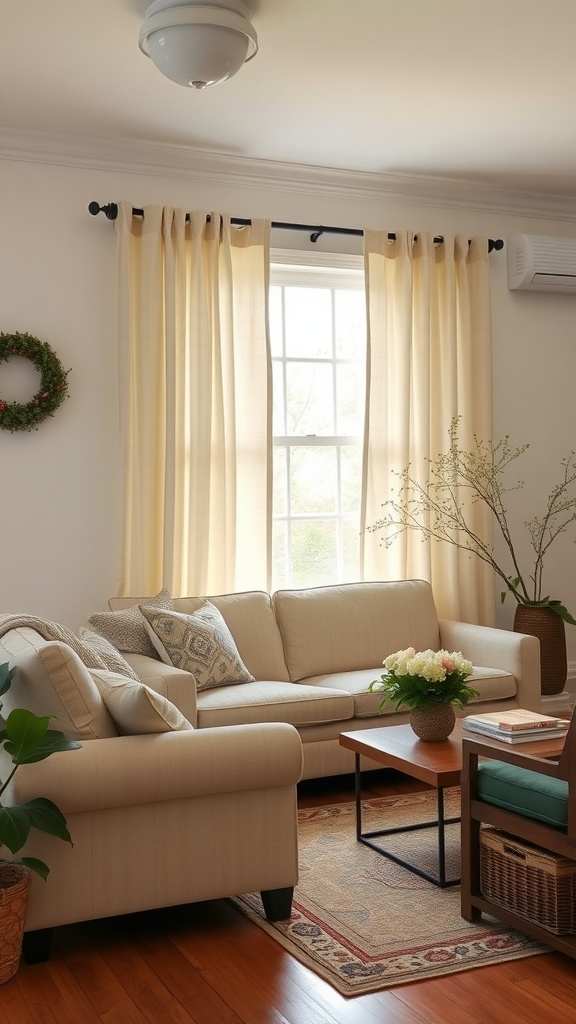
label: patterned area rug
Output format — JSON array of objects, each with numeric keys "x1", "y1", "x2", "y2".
[{"x1": 232, "y1": 789, "x2": 549, "y2": 997}]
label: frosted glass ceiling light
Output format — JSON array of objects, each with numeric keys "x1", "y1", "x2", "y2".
[{"x1": 139, "y1": 0, "x2": 258, "y2": 90}]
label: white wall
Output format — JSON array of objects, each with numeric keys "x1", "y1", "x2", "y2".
[{"x1": 1, "y1": 153, "x2": 576, "y2": 662}]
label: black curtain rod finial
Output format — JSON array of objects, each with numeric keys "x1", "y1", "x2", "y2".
[{"x1": 89, "y1": 201, "x2": 118, "y2": 220}]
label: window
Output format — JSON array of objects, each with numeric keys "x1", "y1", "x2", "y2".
[{"x1": 270, "y1": 252, "x2": 366, "y2": 590}]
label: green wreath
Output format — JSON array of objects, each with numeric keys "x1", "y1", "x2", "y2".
[{"x1": 0, "y1": 332, "x2": 70, "y2": 432}]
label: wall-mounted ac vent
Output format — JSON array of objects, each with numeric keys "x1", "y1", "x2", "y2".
[{"x1": 508, "y1": 234, "x2": 576, "y2": 292}]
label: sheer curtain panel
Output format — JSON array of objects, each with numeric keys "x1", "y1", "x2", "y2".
[
  {"x1": 115, "y1": 203, "x2": 272, "y2": 597},
  {"x1": 360, "y1": 231, "x2": 495, "y2": 624}
]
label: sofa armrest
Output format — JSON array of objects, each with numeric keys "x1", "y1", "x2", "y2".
[
  {"x1": 438, "y1": 619, "x2": 540, "y2": 711},
  {"x1": 123, "y1": 653, "x2": 198, "y2": 725},
  {"x1": 5, "y1": 722, "x2": 303, "y2": 813}
]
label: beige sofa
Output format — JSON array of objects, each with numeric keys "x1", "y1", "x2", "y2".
[
  {"x1": 0, "y1": 623, "x2": 303, "y2": 962},
  {"x1": 106, "y1": 580, "x2": 541, "y2": 780}
]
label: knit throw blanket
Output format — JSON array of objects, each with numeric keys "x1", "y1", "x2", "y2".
[{"x1": 0, "y1": 614, "x2": 108, "y2": 670}]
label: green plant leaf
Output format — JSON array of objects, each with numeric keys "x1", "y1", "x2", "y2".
[
  {"x1": 2, "y1": 709, "x2": 52, "y2": 762},
  {"x1": 517, "y1": 597, "x2": 576, "y2": 625},
  {"x1": 19, "y1": 856, "x2": 49, "y2": 880},
  {"x1": 2, "y1": 710, "x2": 80, "y2": 764},
  {"x1": 0, "y1": 798, "x2": 71, "y2": 856},
  {"x1": 548, "y1": 600, "x2": 576, "y2": 626},
  {"x1": 14, "y1": 731, "x2": 81, "y2": 764},
  {"x1": 0, "y1": 856, "x2": 49, "y2": 880},
  {"x1": 501, "y1": 577, "x2": 523, "y2": 604},
  {"x1": 0, "y1": 696, "x2": 79, "y2": 878},
  {"x1": 0, "y1": 806, "x2": 30, "y2": 854},
  {"x1": 16, "y1": 798, "x2": 72, "y2": 844},
  {"x1": 0, "y1": 662, "x2": 15, "y2": 699}
]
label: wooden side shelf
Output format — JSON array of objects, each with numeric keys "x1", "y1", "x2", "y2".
[
  {"x1": 467, "y1": 892, "x2": 576, "y2": 958},
  {"x1": 461, "y1": 724, "x2": 576, "y2": 962}
]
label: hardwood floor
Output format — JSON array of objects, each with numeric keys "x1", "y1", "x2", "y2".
[{"x1": 1, "y1": 770, "x2": 575, "y2": 1024}]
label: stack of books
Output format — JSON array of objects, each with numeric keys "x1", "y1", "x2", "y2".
[{"x1": 462, "y1": 708, "x2": 570, "y2": 744}]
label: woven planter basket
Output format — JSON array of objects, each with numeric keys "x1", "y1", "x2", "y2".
[
  {"x1": 513, "y1": 605, "x2": 567, "y2": 696},
  {"x1": 409, "y1": 704, "x2": 456, "y2": 742},
  {"x1": 0, "y1": 866, "x2": 31, "y2": 984}
]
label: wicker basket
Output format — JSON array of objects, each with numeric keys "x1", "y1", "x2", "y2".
[
  {"x1": 480, "y1": 828, "x2": 576, "y2": 935},
  {"x1": 513, "y1": 604, "x2": 567, "y2": 695},
  {"x1": 0, "y1": 866, "x2": 31, "y2": 984}
]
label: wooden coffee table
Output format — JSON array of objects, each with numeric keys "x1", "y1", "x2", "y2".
[{"x1": 339, "y1": 721, "x2": 567, "y2": 888}]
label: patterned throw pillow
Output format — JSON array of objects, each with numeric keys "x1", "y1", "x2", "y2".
[
  {"x1": 79, "y1": 627, "x2": 140, "y2": 681},
  {"x1": 90, "y1": 669, "x2": 193, "y2": 734},
  {"x1": 139, "y1": 601, "x2": 255, "y2": 691},
  {"x1": 87, "y1": 589, "x2": 174, "y2": 657}
]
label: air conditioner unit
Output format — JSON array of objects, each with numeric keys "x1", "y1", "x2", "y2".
[{"x1": 508, "y1": 234, "x2": 576, "y2": 292}]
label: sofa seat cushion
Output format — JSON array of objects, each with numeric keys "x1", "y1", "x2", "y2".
[
  {"x1": 302, "y1": 669, "x2": 390, "y2": 718},
  {"x1": 196, "y1": 681, "x2": 354, "y2": 729},
  {"x1": 477, "y1": 761, "x2": 568, "y2": 829},
  {"x1": 466, "y1": 667, "x2": 516, "y2": 702},
  {"x1": 300, "y1": 665, "x2": 516, "y2": 719}
]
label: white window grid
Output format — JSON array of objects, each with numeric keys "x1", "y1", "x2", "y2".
[{"x1": 270, "y1": 250, "x2": 365, "y2": 589}]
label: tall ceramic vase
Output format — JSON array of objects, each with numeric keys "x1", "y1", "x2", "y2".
[{"x1": 513, "y1": 604, "x2": 567, "y2": 696}]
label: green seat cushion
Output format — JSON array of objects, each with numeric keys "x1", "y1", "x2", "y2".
[{"x1": 477, "y1": 761, "x2": 568, "y2": 829}]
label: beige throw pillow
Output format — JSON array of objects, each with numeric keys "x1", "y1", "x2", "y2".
[
  {"x1": 79, "y1": 627, "x2": 140, "y2": 681},
  {"x1": 90, "y1": 669, "x2": 193, "y2": 735},
  {"x1": 139, "y1": 601, "x2": 255, "y2": 691},
  {"x1": 87, "y1": 589, "x2": 173, "y2": 657}
]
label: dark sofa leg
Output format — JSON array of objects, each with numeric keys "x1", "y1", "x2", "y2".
[
  {"x1": 260, "y1": 886, "x2": 294, "y2": 921},
  {"x1": 22, "y1": 928, "x2": 53, "y2": 964}
]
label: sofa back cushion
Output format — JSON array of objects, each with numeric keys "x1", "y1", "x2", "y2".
[
  {"x1": 273, "y1": 580, "x2": 441, "y2": 681},
  {"x1": 0, "y1": 631, "x2": 118, "y2": 740},
  {"x1": 109, "y1": 591, "x2": 290, "y2": 682}
]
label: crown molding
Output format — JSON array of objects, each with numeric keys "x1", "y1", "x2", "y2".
[{"x1": 3, "y1": 127, "x2": 576, "y2": 221}]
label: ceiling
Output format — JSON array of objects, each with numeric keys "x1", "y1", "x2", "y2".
[{"x1": 4, "y1": 0, "x2": 576, "y2": 201}]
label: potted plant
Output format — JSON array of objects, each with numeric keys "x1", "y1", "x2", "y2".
[
  {"x1": 369, "y1": 418, "x2": 576, "y2": 694},
  {"x1": 0, "y1": 661, "x2": 80, "y2": 983},
  {"x1": 369, "y1": 647, "x2": 478, "y2": 741}
]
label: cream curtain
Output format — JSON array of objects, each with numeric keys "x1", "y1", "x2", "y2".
[
  {"x1": 360, "y1": 231, "x2": 495, "y2": 624},
  {"x1": 115, "y1": 203, "x2": 272, "y2": 597}
]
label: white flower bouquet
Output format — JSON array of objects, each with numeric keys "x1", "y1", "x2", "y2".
[{"x1": 369, "y1": 647, "x2": 478, "y2": 712}]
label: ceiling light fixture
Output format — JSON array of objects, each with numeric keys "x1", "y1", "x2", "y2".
[{"x1": 139, "y1": 0, "x2": 258, "y2": 90}]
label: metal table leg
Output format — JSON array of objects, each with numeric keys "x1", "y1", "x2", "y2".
[{"x1": 353, "y1": 753, "x2": 460, "y2": 888}]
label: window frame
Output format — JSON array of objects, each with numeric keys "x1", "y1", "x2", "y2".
[{"x1": 270, "y1": 249, "x2": 366, "y2": 590}]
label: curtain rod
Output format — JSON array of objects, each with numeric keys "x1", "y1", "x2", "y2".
[{"x1": 88, "y1": 202, "x2": 504, "y2": 252}]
